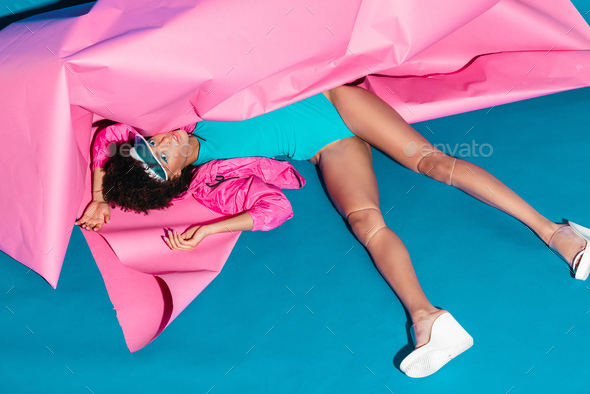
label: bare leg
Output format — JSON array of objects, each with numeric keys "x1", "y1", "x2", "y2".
[
  {"x1": 314, "y1": 136, "x2": 445, "y2": 346},
  {"x1": 324, "y1": 86, "x2": 586, "y2": 269}
]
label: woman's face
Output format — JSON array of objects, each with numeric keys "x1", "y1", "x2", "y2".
[{"x1": 147, "y1": 129, "x2": 191, "y2": 178}]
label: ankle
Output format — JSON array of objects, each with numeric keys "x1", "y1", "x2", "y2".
[
  {"x1": 410, "y1": 307, "x2": 444, "y2": 324},
  {"x1": 548, "y1": 223, "x2": 587, "y2": 267},
  {"x1": 541, "y1": 222, "x2": 564, "y2": 245}
]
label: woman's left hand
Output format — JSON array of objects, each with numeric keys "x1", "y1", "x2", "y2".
[
  {"x1": 164, "y1": 225, "x2": 209, "y2": 251},
  {"x1": 75, "y1": 201, "x2": 111, "y2": 231}
]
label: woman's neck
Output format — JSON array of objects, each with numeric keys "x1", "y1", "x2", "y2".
[{"x1": 183, "y1": 135, "x2": 200, "y2": 168}]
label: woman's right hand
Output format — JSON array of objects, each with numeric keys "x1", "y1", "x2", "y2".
[
  {"x1": 75, "y1": 201, "x2": 111, "y2": 231},
  {"x1": 164, "y1": 226, "x2": 209, "y2": 251}
]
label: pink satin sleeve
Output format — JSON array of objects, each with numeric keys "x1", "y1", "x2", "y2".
[
  {"x1": 91, "y1": 124, "x2": 136, "y2": 170},
  {"x1": 241, "y1": 177, "x2": 294, "y2": 231},
  {"x1": 241, "y1": 157, "x2": 306, "y2": 190},
  {"x1": 193, "y1": 176, "x2": 294, "y2": 232},
  {"x1": 182, "y1": 157, "x2": 305, "y2": 231}
]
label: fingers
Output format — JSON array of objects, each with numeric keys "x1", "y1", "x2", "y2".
[
  {"x1": 74, "y1": 214, "x2": 91, "y2": 226},
  {"x1": 164, "y1": 229, "x2": 195, "y2": 251},
  {"x1": 166, "y1": 230, "x2": 192, "y2": 250},
  {"x1": 75, "y1": 216, "x2": 105, "y2": 231}
]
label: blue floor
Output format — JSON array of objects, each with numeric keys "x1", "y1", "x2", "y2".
[{"x1": 2, "y1": 2, "x2": 590, "y2": 393}]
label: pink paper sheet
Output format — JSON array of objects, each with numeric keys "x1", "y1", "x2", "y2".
[
  {"x1": 2, "y1": 0, "x2": 590, "y2": 351},
  {"x1": 87, "y1": 198, "x2": 239, "y2": 351}
]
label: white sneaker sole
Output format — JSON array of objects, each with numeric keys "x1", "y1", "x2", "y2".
[
  {"x1": 400, "y1": 312, "x2": 473, "y2": 378},
  {"x1": 568, "y1": 221, "x2": 590, "y2": 281}
]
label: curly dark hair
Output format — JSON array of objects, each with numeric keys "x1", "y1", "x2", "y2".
[{"x1": 102, "y1": 142, "x2": 197, "y2": 213}]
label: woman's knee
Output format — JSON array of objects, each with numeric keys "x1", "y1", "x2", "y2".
[
  {"x1": 416, "y1": 151, "x2": 458, "y2": 186},
  {"x1": 347, "y1": 208, "x2": 387, "y2": 246}
]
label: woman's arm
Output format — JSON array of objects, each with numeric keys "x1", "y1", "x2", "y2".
[
  {"x1": 75, "y1": 167, "x2": 112, "y2": 231},
  {"x1": 165, "y1": 169, "x2": 297, "y2": 251},
  {"x1": 92, "y1": 168, "x2": 107, "y2": 203},
  {"x1": 165, "y1": 212, "x2": 254, "y2": 251},
  {"x1": 76, "y1": 123, "x2": 134, "y2": 231}
]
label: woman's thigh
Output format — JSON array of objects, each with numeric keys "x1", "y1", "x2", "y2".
[
  {"x1": 315, "y1": 136, "x2": 380, "y2": 217},
  {"x1": 324, "y1": 85, "x2": 436, "y2": 172}
]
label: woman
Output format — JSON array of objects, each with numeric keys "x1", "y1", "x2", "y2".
[{"x1": 76, "y1": 84, "x2": 590, "y2": 378}]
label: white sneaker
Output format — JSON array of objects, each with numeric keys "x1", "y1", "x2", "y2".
[
  {"x1": 567, "y1": 221, "x2": 590, "y2": 281},
  {"x1": 400, "y1": 312, "x2": 473, "y2": 378}
]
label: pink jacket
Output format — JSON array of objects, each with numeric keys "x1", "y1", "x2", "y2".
[{"x1": 93, "y1": 123, "x2": 305, "y2": 231}]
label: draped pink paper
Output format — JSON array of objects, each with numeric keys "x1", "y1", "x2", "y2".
[
  {"x1": 2, "y1": 0, "x2": 590, "y2": 351},
  {"x1": 88, "y1": 198, "x2": 239, "y2": 351}
]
